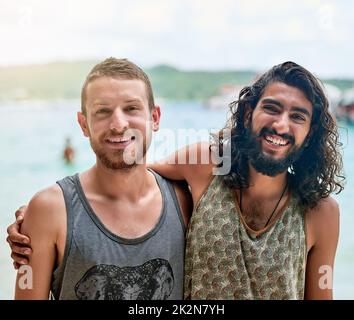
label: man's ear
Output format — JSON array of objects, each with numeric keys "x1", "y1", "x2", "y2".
[
  {"x1": 151, "y1": 106, "x2": 161, "y2": 132},
  {"x1": 77, "y1": 112, "x2": 90, "y2": 137},
  {"x1": 244, "y1": 106, "x2": 252, "y2": 127}
]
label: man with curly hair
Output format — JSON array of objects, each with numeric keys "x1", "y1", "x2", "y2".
[
  {"x1": 149, "y1": 61, "x2": 344, "y2": 299},
  {"x1": 7, "y1": 61, "x2": 344, "y2": 300}
]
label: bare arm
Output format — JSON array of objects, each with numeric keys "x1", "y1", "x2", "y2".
[
  {"x1": 15, "y1": 185, "x2": 65, "y2": 299},
  {"x1": 304, "y1": 197, "x2": 340, "y2": 300},
  {"x1": 150, "y1": 142, "x2": 215, "y2": 205}
]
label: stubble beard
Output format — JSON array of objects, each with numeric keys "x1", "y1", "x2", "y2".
[{"x1": 90, "y1": 136, "x2": 147, "y2": 171}]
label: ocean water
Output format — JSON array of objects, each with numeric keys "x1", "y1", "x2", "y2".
[{"x1": 0, "y1": 100, "x2": 353, "y2": 299}]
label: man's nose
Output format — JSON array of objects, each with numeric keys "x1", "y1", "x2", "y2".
[
  {"x1": 110, "y1": 109, "x2": 129, "y2": 132},
  {"x1": 272, "y1": 113, "x2": 290, "y2": 135}
]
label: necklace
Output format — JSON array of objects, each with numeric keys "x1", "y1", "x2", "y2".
[{"x1": 239, "y1": 182, "x2": 288, "y2": 229}]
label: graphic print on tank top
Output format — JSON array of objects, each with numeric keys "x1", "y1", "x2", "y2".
[{"x1": 74, "y1": 258, "x2": 174, "y2": 300}]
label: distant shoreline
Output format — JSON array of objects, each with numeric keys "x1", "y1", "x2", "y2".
[{"x1": 1, "y1": 61, "x2": 353, "y2": 102}]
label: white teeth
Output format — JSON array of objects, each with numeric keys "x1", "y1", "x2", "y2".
[
  {"x1": 265, "y1": 135, "x2": 288, "y2": 146},
  {"x1": 107, "y1": 138, "x2": 130, "y2": 143}
]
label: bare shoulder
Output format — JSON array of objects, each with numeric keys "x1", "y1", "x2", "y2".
[
  {"x1": 172, "y1": 180, "x2": 193, "y2": 227},
  {"x1": 28, "y1": 184, "x2": 65, "y2": 215},
  {"x1": 306, "y1": 196, "x2": 340, "y2": 250},
  {"x1": 22, "y1": 184, "x2": 66, "y2": 236},
  {"x1": 306, "y1": 196, "x2": 339, "y2": 227}
]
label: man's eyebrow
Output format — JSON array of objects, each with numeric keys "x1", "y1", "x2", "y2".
[
  {"x1": 125, "y1": 99, "x2": 142, "y2": 104},
  {"x1": 261, "y1": 98, "x2": 311, "y2": 118},
  {"x1": 291, "y1": 106, "x2": 311, "y2": 118},
  {"x1": 261, "y1": 98, "x2": 284, "y2": 108},
  {"x1": 92, "y1": 100, "x2": 109, "y2": 106}
]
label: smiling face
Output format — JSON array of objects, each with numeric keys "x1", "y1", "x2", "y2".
[
  {"x1": 78, "y1": 76, "x2": 160, "y2": 170},
  {"x1": 243, "y1": 81, "x2": 313, "y2": 176},
  {"x1": 252, "y1": 82, "x2": 313, "y2": 156}
]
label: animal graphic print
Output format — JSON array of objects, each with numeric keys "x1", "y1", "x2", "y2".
[{"x1": 75, "y1": 258, "x2": 174, "y2": 300}]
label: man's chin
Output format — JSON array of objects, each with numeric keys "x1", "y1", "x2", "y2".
[
  {"x1": 261, "y1": 152, "x2": 288, "y2": 162},
  {"x1": 254, "y1": 166, "x2": 288, "y2": 177},
  {"x1": 102, "y1": 160, "x2": 137, "y2": 171},
  {"x1": 250, "y1": 152, "x2": 291, "y2": 177},
  {"x1": 99, "y1": 152, "x2": 147, "y2": 171},
  {"x1": 95, "y1": 152, "x2": 134, "y2": 171}
]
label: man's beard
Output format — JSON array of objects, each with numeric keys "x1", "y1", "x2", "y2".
[
  {"x1": 239, "y1": 125, "x2": 306, "y2": 177},
  {"x1": 90, "y1": 134, "x2": 147, "y2": 171}
]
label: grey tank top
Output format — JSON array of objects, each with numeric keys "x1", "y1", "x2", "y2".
[{"x1": 51, "y1": 170, "x2": 185, "y2": 300}]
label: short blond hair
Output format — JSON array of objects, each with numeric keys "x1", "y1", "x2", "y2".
[{"x1": 81, "y1": 57, "x2": 155, "y2": 114}]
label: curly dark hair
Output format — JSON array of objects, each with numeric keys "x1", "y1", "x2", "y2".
[{"x1": 216, "y1": 61, "x2": 345, "y2": 210}]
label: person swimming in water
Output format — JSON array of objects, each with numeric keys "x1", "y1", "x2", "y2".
[{"x1": 63, "y1": 137, "x2": 75, "y2": 164}]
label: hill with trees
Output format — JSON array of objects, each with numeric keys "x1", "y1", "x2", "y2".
[{"x1": 0, "y1": 61, "x2": 352, "y2": 102}]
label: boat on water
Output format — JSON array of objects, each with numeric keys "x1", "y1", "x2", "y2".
[
  {"x1": 323, "y1": 83, "x2": 342, "y2": 114},
  {"x1": 205, "y1": 84, "x2": 243, "y2": 110},
  {"x1": 336, "y1": 88, "x2": 354, "y2": 125}
]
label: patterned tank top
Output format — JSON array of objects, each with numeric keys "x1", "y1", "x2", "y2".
[{"x1": 184, "y1": 175, "x2": 307, "y2": 300}]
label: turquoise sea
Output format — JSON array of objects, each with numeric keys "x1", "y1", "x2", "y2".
[{"x1": 0, "y1": 100, "x2": 353, "y2": 299}]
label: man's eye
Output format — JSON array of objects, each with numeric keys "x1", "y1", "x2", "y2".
[
  {"x1": 292, "y1": 114, "x2": 306, "y2": 122},
  {"x1": 263, "y1": 105, "x2": 278, "y2": 113},
  {"x1": 97, "y1": 108, "x2": 110, "y2": 114},
  {"x1": 127, "y1": 106, "x2": 138, "y2": 111}
]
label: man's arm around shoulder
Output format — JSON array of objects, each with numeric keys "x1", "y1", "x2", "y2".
[
  {"x1": 15, "y1": 184, "x2": 66, "y2": 300},
  {"x1": 150, "y1": 142, "x2": 215, "y2": 206}
]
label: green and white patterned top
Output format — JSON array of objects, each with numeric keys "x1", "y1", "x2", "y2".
[{"x1": 184, "y1": 175, "x2": 307, "y2": 300}]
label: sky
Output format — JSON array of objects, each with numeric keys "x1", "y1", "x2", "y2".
[{"x1": 1, "y1": 0, "x2": 353, "y2": 78}]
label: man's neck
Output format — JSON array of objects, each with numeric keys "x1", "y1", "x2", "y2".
[
  {"x1": 82, "y1": 162, "x2": 154, "y2": 202},
  {"x1": 245, "y1": 164, "x2": 288, "y2": 200}
]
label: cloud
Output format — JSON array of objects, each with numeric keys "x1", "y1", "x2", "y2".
[{"x1": 0, "y1": 0, "x2": 353, "y2": 77}]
